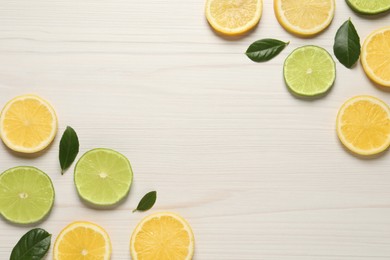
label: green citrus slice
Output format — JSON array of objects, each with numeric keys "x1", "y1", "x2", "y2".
[
  {"x1": 0, "y1": 166, "x2": 55, "y2": 224},
  {"x1": 74, "y1": 148, "x2": 133, "y2": 207},
  {"x1": 346, "y1": 0, "x2": 390, "y2": 15},
  {"x1": 284, "y1": 45, "x2": 336, "y2": 97}
]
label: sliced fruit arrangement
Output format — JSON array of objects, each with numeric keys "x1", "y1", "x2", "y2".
[
  {"x1": 0, "y1": 94, "x2": 57, "y2": 154},
  {"x1": 361, "y1": 27, "x2": 390, "y2": 87},
  {"x1": 284, "y1": 45, "x2": 336, "y2": 97},
  {"x1": 0, "y1": 166, "x2": 55, "y2": 224},
  {"x1": 54, "y1": 221, "x2": 111, "y2": 260},
  {"x1": 274, "y1": 0, "x2": 335, "y2": 37},
  {"x1": 336, "y1": 95, "x2": 390, "y2": 156},
  {"x1": 205, "y1": 0, "x2": 262, "y2": 36},
  {"x1": 74, "y1": 148, "x2": 133, "y2": 207},
  {"x1": 130, "y1": 212, "x2": 195, "y2": 260},
  {"x1": 346, "y1": 0, "x2": 390, "y2": 15}
]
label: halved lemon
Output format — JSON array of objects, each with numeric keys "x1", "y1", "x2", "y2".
[
  {"x1": 205, "y1": 0, "x2": 263, "y2": 36},
  {"x1": 361, "y1": 27, "x2": 390, "y2": 87},
  {"x1": 130, "y1": 212, "x2": 195, "y2": 260},
  {"x1": 274, "y1": 0, "x2": 335, "y2": 37},
  {"x1": 336, "y1": 95, "x2": 390, "y2": 156},
  {"x1": 53, "y1": 221, "x2": 111, "y2": 260},
  {"x1": 0, "y1": 94, "x2": 57, "y2": 153}
]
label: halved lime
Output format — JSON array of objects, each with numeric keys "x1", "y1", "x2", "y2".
[
  {"x1": 0, "y1": 166, "x2": 55, "y2": 224},
  {"x1": 284, "y1": 45, "x2": 336, "y2": 97},
  {"x1": 346, "y1": 0, "x2": 390, "y2": 15},
  {"x1": 74, "y1": 148, "x2": 133, "y2": 207}
]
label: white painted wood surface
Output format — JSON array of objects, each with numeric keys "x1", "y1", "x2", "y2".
[{"x1": 0, "y1": 0, "x2": 389, "y2": 259}]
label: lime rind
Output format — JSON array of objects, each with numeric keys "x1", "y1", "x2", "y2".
[
  {"x1": 0, "y1": 166, "x2": 55, "y2": 224},
  {"x1": 346, "y1": 0, "x2": 390, "y2": 15},
  {"x1": 283, "y1": 45, "x2": 336, "y2": 97},
  {"x1": 74, "y1": 148, "x2": 133, "y2": 207}
]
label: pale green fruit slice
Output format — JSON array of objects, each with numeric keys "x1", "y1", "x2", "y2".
[
  {"x1": 284, "y1": 45, "x2": 336, "y2": 97},
  {"x1": 346, "y1": 0, "x2": 390, "y2": 15},
  {"x1": 0, "y1": 166, "x2": 54, "y2": 224},
  {"x1": 74, "y1": 148, "x2": 133, "y2": 207}
]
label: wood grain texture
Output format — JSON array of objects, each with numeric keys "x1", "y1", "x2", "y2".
[{"x1": 0, "y1": 0, "x2": 390, "y2": 259}]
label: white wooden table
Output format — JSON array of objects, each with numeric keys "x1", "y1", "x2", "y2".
[{"x1": 0, "y1": 1, "x2": 390, "y2": 259}]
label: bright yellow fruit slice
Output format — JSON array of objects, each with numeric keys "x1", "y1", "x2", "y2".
[
  {"x1": 361, "y1": 27, "x2": 390, "y2": 87},
  {"x1": 336, "y1": 95, "x2": 390, "y2": 156},
  {"x1": 0, "y1": 94, "x2": 57, "y2": 153},
  {"x1": 274, "y1": 0, "x2": 335, "y2": 37},
  {"x1": 54, "y1": 221, "x2": 111, "y2": 260},
  {"x1": 205, "y1": 0, "x2": 262, "y2": 36},
  {"x1": 130, "y1": 212, "x2": 195, "y2": 260}
]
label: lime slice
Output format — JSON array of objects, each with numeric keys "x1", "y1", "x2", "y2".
[
  {"x1": 346, "y1": 0, "x2": 390, "y2": 15},
  {"x1": 0, "y1": 166, "x2": 54, "y2": 224},
  {"x1": 284, "y1": 45, "x2": 335, "y2": 97},
  {"x1": 74, "y1": 148, "x2": 133, "y2": 207}
]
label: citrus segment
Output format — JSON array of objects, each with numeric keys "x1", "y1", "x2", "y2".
[
  {"x1": 205, "y1": 0, "x2": 262, "y2": 36},
  {"x1": 346, "y1": 0, "x2": 390, "y2": 15},
  {"x1": 130, "y1": 212, "x2": 195, "y2": 260},
  {"x1": 361, "y1": 27, "x2": 390, "y2": 87},
  {"x1": 0, "y1": 166, "x2": 54, "y2": 224},
  {"x1": 0, "y1": 94, "x2": 57, "y2": 153},
  {"x1": 54, "y1": 221, "x2": 111, "y2": 260},
  {"x1": 274, "y1": 0, "x2": 335, "y2": 36},
  {"x1": 336, "y1": 95, "x2": 390, "y2": 156},
  {"x1": 74, "y1": 148, "x2": 133, "y2": 207}
]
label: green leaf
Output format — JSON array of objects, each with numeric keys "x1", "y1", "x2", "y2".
[
  {"x1": 333, "y1": 18, "x2": 361, "y2": 68},
  {"x1": 59, "y1": 126, "x2": 79, "y2": 174},
  {"x1": 133, "y1": 191, "x2": 157, "y2": 213},
  {"x1": 246, "y1": 38, "x2": 289, "y2": 62},
  {"x1": 10, "y1": 228, "x2": 51, "y2": 260}
]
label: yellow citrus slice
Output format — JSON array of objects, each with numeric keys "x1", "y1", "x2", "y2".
[
  {"x1": 274, "y1": 0, "x2": 335, "y2": 37},
  {"x1": 130, "y1": 212, "x2": 195, "y2": 260},
  {"x1": 361, "y1": 27, "x2": 390, "y2": 87},
  {"x1": 336, "y1": 95, "x2": 390, "y2": 156},
  {"x1": 0, "y1": 94, "x2": 57, "y2": 153},
  {"x1": 205, "y1": 0, "x2": 262, "y2": 36},
  {"x1": 54, "y1": 221, "x2": 111, "y2": 260}
]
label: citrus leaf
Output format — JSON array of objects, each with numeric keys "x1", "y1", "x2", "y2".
[
  {"x1": 10, "y1": 228, "x2": 51, "y2": 260},
  {"x1": 133, "y1": 191, "x2": 157, "y2": 213},
  {"x1": 59, "y1": 126, "x2": 79, "y2": 174},
  {"x1": 333, "y1": 19, "x2": 361, "y2": 68},
  {"x1": 246, "y1": 38, "x2": 289, "y2": 62}
]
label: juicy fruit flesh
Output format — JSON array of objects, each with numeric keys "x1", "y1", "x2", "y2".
[
  {"x1": 1, "y1": 97, "x2": 55, "y2": 149},
  {"x1": 0, "y1": 167, "x2": 54, "y2": 224},
  {"x1": 348, "y1": 0, "x2": 390, "y2": 13},
  {"x1": 75, "y1": 149, "x2": 133, "y2": 206},
  {"x1": 279, "y1": 0, "x2": 332, "y2": 30},
  {"x1": 339, "y1": 100, "x2": 390, "y2": 151},
  {"x1": 284, "y1": 46, "x2": 335, "y2": 96},
  {"x1": 133, "y1": 215, "x2": 193, "y2": 259},
  {"x1": 365, "y1": 30, "x2": 390, "y2": 82},
  {"x1": 209, "y1": 0, "x2": 258, "y2": 28}
]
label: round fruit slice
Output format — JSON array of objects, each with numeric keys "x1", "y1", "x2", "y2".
[
  {"x1": 361, "y1": 27, "x2": 390, "y2": 87},
  {"x1": 274, "y1": 0, "x2": 335, "y2": 37},
  {"x1": 346, "y1": 0, "x2": 390, "y2": 15},
  {"x1": 130, "y1": 212, "x2": 195, "y2": 260},
  {"x1": 205, "y1": 0, "x2": 262, "y2": 36},
  {"x1": 0, "y1": 94, "x2": 58, "y2": 153},
  {"x1": 0, "y1": 166, "x2": 54, "y2": 224},
  {"x1": 284, "y1": 46, "x2": 336, "y2": 97},
  {"x1": 74, "y1": 148, "x2": 133, "y2": 207},
  {"x1": 336, "y1": 95, "x2": 390, "y2": 156},
  {"x1": 54, "y1": 221, "x2": 111, "y2": 260}
]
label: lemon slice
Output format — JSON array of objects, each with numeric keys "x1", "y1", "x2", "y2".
[
  {"x1": 54, "y1": 221, "x2": 111, "y2": 260},
  {"x1": 274, "y1": 0, "x2": 335, "y2": 37},
  {"x1": 130, "y1": 212, "x2": 195, "y2": 260},
  {"x1": 205, "y1": 0, "x2": 263, "y2": 36},
  {"x1": 0, "y1": 94, "x2": 57, "y2": 153},
  {"x1": 361, "y1": 27, "x2": 390, "y2": 87},
  {"x1": 336, "y1": 95, "x2": 390, "y2": 156}
]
